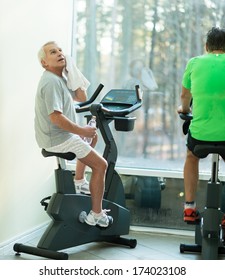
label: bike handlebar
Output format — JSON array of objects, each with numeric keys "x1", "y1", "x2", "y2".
[
  {"x1": 75, "y1": 84, "x2": 104, "y2": 113},
  {"x1": 76, "y1": 84, "x2": 142, "y2": 116},
  {"x1": 179, "y1": 112, "x2": 193, "y2": 121}
]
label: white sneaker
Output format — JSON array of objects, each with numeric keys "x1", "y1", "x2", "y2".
[
  {"x1": 85, "y1": 210, "x2": 113, "y2": 227},
  {"x1": 74, "y1": 179, "x2": 91, "y2": 195}
]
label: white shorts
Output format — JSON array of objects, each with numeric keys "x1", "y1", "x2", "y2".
[{"x1": 46, "y1": 135, "x2": 92, "y2": 159}]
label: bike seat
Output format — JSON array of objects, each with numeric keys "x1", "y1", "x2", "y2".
[
  {"x1": 194, "y1": 144, "x2": 225, "y2": 158},
  {"x1": 41, "y1": 149, "x2": 76, "y2": 160}
]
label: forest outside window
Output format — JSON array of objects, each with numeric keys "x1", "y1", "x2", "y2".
[{"x1": 71, "y1": 0, "x2": 225, "y2": 174}]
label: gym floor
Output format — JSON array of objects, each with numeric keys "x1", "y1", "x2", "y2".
[{"x1": 1, "y1": 227, "x2": 225, "y2": 260}]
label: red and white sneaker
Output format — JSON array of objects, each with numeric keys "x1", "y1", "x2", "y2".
[{"x1": 183, "y1": 208, "x2": 200, "y2": 223}]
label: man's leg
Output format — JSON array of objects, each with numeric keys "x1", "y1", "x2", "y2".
[
  {"x1": 75, "y1": 160, "x2": 86, "y2": 180},
  {"x1": 74, "y1": 135, "x2": 98, "y2": 180},
  {"x1": 74, "y1": 136, "x2": 98, "y2": 194},
  {"x1": 78, "y1": 149, "x2": 113, "y2": 227},
  {"x1": 184, "y1": 149, "x2": 199, "y2": 202},
  {"x1": 78, "y1": 149, "x2": 107, "y2": 214},
  {"x1": 183, "y1": 149, "x2": 200, "y2": 222}
]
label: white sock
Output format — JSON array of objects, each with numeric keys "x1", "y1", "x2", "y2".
[
  {"x1": 91, "y1": 210, "x2": 102, "y2": 217},
  {"x1": 74, "y1": 178, "x2": 85, "y2": 185},
  {"x1": 184, "y1": 202, "x2": 196, "y2": 209}
]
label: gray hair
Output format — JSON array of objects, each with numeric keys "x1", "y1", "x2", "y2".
[{"x1": 37, "y1": 41, "x2": 56, "y2": 65}]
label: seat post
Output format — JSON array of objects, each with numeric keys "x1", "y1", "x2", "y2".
[
  {"x1": 206, "y1": 153, "x2": 222, "y2": 209},
  {"x1": 211, "y1": 154, "x2": 219, "y2": 183},
  {"x1": 54, "y1": 159, "x2": 75, "y2": 194},
  {"x1": 41, "y1": 149, "x2": 76, "y2": 194},
  {"x1": 57, "y1": 157, "x2": 67, "y2": 170}
]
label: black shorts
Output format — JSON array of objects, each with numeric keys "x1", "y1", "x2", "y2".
[{"x1": 187, "y1": 131, "x2": 225, "y2": 158}]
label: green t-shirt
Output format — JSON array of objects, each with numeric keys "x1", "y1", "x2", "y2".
[{"x1": 182, "y1": 53, "x2": 225, "y2": 141}]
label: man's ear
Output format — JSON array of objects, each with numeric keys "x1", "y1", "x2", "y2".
[
  {"x1": 205, "y1": 43, "x2": 209, "y2": 52},
  {"x1": 41, "y1": 59, "x2": 48, "y2": 68}
]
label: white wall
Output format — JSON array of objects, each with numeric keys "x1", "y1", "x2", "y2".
[{"x1": 0, "y1": 0, "x2": 73, "y2": 244}]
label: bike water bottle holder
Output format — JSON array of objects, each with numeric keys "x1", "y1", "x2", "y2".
[{"x1": 114, "y1": 116, "x2": 136, "y2": 131}]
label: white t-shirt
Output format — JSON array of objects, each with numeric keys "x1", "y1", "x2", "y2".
[{"x1": 34, "y1": 70, "x2": 76, "y2": 148}]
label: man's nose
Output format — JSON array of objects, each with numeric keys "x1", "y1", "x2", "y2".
[{"x1": 57, "y1": 49, "x2": 63, "y2": 56}]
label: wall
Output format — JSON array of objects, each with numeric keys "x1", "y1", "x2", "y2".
[{"x1": 0, "y1": 0, "x2": 73, "y2": 245}]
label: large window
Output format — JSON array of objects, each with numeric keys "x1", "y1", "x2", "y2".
[
  {"x1": 72, "y1": 0, "x2": 225, "y2": 172},
  {"x1": 71, "y1": 0, "x2": 225, "y2": 230}
]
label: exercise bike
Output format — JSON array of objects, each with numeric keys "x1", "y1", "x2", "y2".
[
  {"x1": 179, "y1": 113, "x2": 225, "y2": 259},
  {"x1": 13, "y1": 84, "x2": 142, "y2": 260}
]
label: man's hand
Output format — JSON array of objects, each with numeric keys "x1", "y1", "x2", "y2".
[
  {"x1": 81, "y1": 125, "x2": 97, "y2": 139},
  {"x1": 177, "y1": 105, "x2": 191, "y2": 114}
]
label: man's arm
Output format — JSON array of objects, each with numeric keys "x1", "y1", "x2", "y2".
[
  {"x1": 177, "y1": 86, "x2": 192, "y2": 113},
  {"x1": 49, "y1": 111, "x2": 96, "y2": 138},
  {"x1": 73, "y1": 87, "x2": 87, "y2": 102}
]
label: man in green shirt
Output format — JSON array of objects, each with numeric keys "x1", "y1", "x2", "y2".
[{"x1": 177, "y1": 27, "x2": 225, "y2": 223}]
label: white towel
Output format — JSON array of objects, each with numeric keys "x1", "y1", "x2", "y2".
[{"x1": 63, "y1": 55, "x2": 90, "y2": 91}]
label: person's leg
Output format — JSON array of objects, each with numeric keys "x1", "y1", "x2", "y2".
[
  {"x1": 46, "y1": 135, "x2": 111, "y2": 227},
  {"x1": 183, "y1": 149, "x2": 200, "y2": 222},
  {"x1": 78, "y1": 148, "x2": 107, "y2": 214},
  {"x1": 74, "y1": 135, "x2": 98, "y2": 194},
  {"x1": 79, "y1": 149, "x2": 113, "y2": 227},
  {"x1": 74, "y1": 135, "x2": 98, "y2": 180},
  {"x1": 184, "y1": 149, "x2": 199, "y2": 203},
  {"x1": 74, "y1": 161, "x2": 86, "y2": 180}
]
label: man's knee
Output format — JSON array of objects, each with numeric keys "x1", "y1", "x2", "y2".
[
  {"x1": 99, "y1": 157, "x2": 108, "y2": 171},
  {"x1": 186, "y1": 149, "x2": 199, "y2": 162},
  {"x1": 91, "y1": 157, "x2": 108, "y2": 173}
]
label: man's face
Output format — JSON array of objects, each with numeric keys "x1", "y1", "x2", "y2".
[{"x1": 42, "y1": 43, "x2": 66, "y2": 70}]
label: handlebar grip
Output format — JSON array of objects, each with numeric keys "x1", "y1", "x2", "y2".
[
  {"x1": 76, "y1": 84, "x2": 104, "y2": 113},
  {"x1": 75, "y1": 105, "x2": 91, "y2": 113},
  {"x1": 77, "y1": 84, "x2": 104, "y2": 108},
  {"x1": 135, "y1": 85, "x2": 142, "y2": 101},
  {"x1": 91, "y1": 83, "x2": 104, "y2": 100},
  {"x1": 179, "y1": 112, "x2": 193, "y2": 121},
  {"x1": 179, "y1": 112, "x2": 192, "y2": 135}
]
